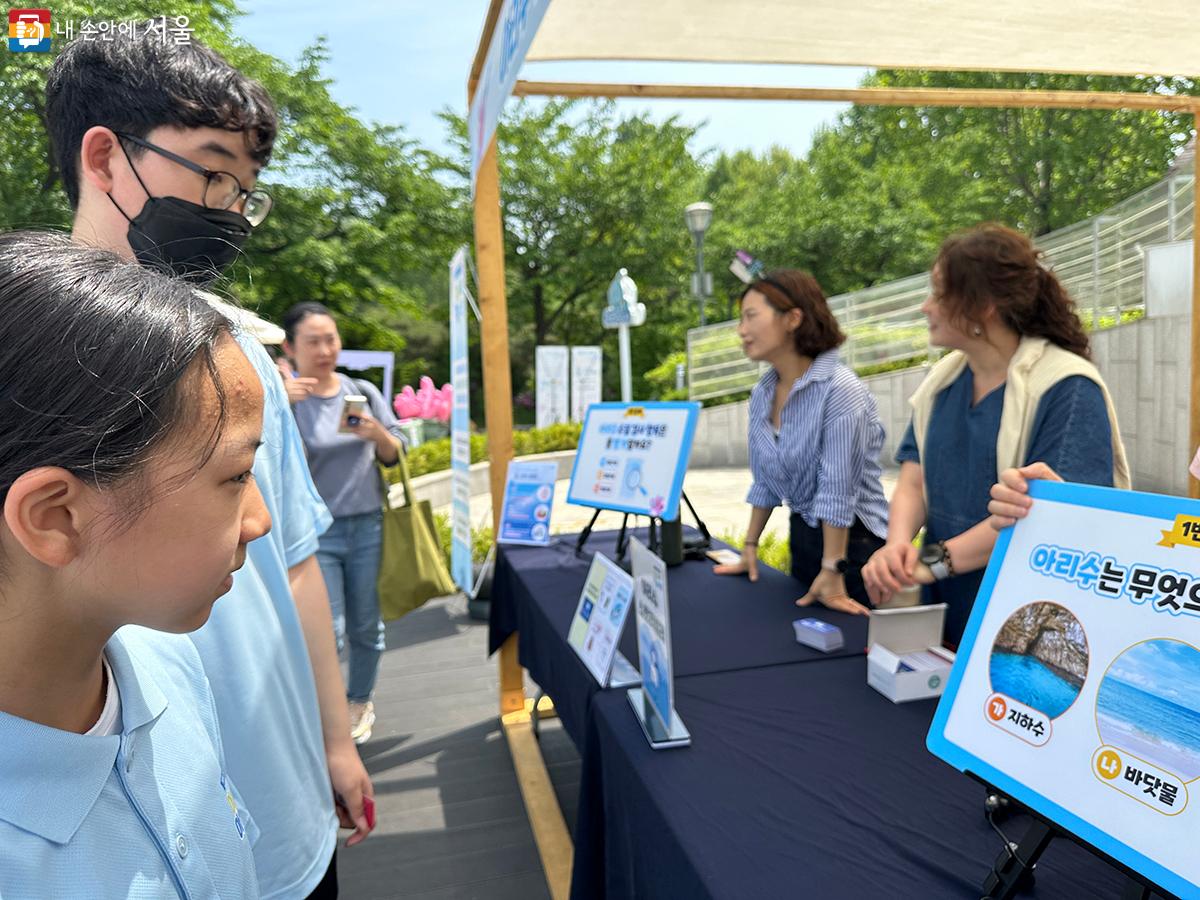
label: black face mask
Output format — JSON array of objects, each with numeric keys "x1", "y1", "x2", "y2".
[
  {"x1": 112, "y1": 194, "x2": 251, "y2": 285},
  {"x1": 108, "y1": 139, "x2": 253, "y2": 284}
]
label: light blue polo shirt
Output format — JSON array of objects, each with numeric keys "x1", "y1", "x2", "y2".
[
  {"x1": 0, "y1": 626, "x2": 259, "y2": 899},
  {"x1": 188, "y1": 329, "x2": 337, "y2": 898}
]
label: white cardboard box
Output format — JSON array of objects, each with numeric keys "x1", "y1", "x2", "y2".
[{"x1": 866, "y1": 604, "x2": 955, "y2": 703}]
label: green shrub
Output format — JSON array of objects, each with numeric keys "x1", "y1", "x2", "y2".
[
  {"x1": 433, "y1": 511, "x2": 453, "y2": 566},
  {"x1": 512, "y1": 421, "x2": 582, "y2": 457},
  {"x1": 855, "y1": 354, "x2": 930, "y2": 378},
  {"x1": 717, "y1": 528, "x2": 791, "y2": 574},
  {"x1": 407, "y1": 423, "x2": 579, "y2": 478},
  {"x1": 433, "y1": 512, "x2": 496, "y2": 569},
  {"x1": 644, "y1": 351, "x2": 688, "y2": 401}
]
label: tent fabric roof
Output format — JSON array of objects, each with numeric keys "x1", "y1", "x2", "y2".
[{"x1": 525, "y1": 0, "x2": 1199, "y2": 78}]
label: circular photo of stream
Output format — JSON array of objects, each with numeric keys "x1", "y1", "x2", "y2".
[{"x1": 989, "y1": 601, "x2": 1089, "y2": 719}]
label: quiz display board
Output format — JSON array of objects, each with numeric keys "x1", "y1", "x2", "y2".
[
  {"x1": 566, "y1": 402, "x2": 700, "y2": 522},
  {"x1": 496, "y1": 460, "x2": 557, "y2": 546},
  {"x1": 567, "y1": 553, "x2": 635, "y2": 686},
  {"x1": 928, "y1": 481, "x2": 1200, "y2": 898},
  {"x1": 632, "y1": 537, "x2": 674, "y2": 732}
]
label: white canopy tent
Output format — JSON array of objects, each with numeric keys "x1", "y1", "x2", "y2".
[
  {"x1": 206, "y1": 295, "x2": 285, "y2": 345},
  {"x1": 469, "y1": 7, "x2": 1200, "y2": 894},
  {"x1": 526, "y1": 0, "x2": 1196, "y2": 77}
]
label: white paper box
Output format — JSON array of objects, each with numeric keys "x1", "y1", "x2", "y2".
[{"x1": 867, "y1": 604, "x2": 955, "y2": 703}]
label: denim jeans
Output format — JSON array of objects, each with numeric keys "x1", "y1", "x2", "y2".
[{"x1": 316, "y1": 511, "x2": 385, "y2": 703}]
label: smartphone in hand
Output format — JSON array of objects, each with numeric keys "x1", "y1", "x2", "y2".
[{"x1": 339, "y1": 394, "x2": 369, "y2": 434}]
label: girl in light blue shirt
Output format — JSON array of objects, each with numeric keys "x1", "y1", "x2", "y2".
[{"x1": 0, "y1": 232, "x2": 269, "y2": 898}]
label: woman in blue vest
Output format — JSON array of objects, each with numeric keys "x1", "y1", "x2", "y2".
[
  {"x1": 714, "y1": 269, "x2": 890, "y2": 613},
  {"x1": 862, "y1": 224, "x2": 1129, "y2": 645}
]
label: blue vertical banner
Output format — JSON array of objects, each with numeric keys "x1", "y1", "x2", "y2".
[
  {"x1": 468, "y1": 0, "x2": 552, "y2": 193},
  {"x1": 449, "y1": 247, "x2": 473, "y2": 591}
]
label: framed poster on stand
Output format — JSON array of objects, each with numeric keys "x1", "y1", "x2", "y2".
[{"x1": 566, "y1": 401, "x2": 701, "y2": 558}]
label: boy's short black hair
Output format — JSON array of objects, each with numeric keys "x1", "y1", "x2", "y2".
[{"x1": 45, "y1": 26, "x2": 278, "y2": 208}]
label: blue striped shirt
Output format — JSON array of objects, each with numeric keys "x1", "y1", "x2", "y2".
[{"x1": 746, "y1": 349, "x2": 889, "y2": 538}]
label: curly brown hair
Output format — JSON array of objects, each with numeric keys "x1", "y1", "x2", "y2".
[
  {"x1": 742, "y1": 269, "x2": 845, "y2": 358},
  {"x1": 934, "y1": 224, "x2": 1090, "y2": 359}
]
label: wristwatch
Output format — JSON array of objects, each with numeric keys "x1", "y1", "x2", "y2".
[
  {"x1": 919, "y1": 541, "x2": 955, "y2": 581},
  {"x1": 820, "y1": 557, "x2": 849, "y2": 574}
]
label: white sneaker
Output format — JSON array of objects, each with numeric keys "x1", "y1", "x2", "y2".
[{"x1": 349, "y1": 700, "x2": 375, "y2": 745}]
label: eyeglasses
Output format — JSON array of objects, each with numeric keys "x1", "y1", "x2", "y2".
[{"x1": 114, "y1": 131, "x2": 274, "y2": 227}]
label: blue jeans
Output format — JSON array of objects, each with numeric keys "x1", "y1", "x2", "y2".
[{"x1": 317, "y1": 511, "x2": 385, "y2": 703}]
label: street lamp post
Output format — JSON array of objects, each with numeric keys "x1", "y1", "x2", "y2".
[{"x1": 684, "y1": 202, "x2": 713, "y2": 327}]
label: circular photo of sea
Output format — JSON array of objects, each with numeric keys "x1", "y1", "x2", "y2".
[
  {"x1": 1097, "y1": 640, "x2": 1200, "y2": 782},
  {"x1": 989, "y1": 602, "x2": 1088, "y2": 719}
]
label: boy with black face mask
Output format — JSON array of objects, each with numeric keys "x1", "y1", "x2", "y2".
[{"x1": 45, "y1": 26, "x2": 374, "y2": 899}]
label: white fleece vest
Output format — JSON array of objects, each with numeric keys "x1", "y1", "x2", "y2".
[{"x1": 908, "y1": 337, "x2": 1130, "y2": 489}]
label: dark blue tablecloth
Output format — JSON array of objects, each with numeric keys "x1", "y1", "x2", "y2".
[
  {"x1": 570, "y1": 656, "x2": 1128, "y2": 900},
  {"x1": 489, "y1": 529, "x2": 871, "y2": 746}
]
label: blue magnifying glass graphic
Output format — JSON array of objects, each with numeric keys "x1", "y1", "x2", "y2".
[{"x1": 623, "y1": 460, "x2": 649, "y2": 497}]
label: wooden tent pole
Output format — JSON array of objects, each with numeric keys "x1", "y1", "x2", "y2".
[
  {"x1": 513, "y1": 80, "x2": 1197, "y2": 112},
  {"x1": 472, "y1": 134, "x2": 523, "y2": 714},
  {"x1": 467, "y1": 0, "x2": 523, "y2": 720},
  {"x1": 1190, "y1": 107, "x2": 1200, "y2": 499},
  {"x1": 470, "y1": 47, "x2": 573, "y2": 893}
]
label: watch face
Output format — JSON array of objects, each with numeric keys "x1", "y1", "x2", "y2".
[
  {"x1": 835, "y1": 559, "x2": 850, "y2": 574},
  {"x1": 919, "y1": 543, "x2": 943, "y2": 566}
]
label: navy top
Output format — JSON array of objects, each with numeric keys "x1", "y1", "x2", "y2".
[
  {"x1": 897, "y1": 369, "x2": 1113, "y2": 644},
  {"x1": 747, "y1": 350, "x2": 890, "y2": 539}
]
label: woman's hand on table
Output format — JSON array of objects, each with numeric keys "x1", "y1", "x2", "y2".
[
  {"x1": 796, "y1": 569, "x2": 870, "y2": 616},
  {"x1": 862, "y1": 541, "x2": 918, "y2": 606},
  {"x1": 987, "y1": 462, "x2": 1063, "y2": 531},
  {"x1": 713, "y1": 543, "x2": 760, "y2": 582}
]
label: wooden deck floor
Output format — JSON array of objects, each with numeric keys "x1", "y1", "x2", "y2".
[{"x1": 338, "y1": 593, "x2": 577, "y2": 899}]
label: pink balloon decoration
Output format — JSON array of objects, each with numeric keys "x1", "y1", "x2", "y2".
[{"x1": 393, "y1": 377, "x2": 455, "y2": 423}]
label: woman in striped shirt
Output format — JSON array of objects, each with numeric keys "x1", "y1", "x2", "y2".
[{"x1": 713, "y1": 270, "x2": 890, "y2": 614}]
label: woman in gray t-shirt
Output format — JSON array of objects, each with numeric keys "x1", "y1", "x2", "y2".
[{"x1": 281, "y1": 302, "x2": 404, "y2": 745}]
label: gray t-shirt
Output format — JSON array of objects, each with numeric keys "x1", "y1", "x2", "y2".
[{"x1": 291, "y1": 374, "x2": 404, "y2": 518}]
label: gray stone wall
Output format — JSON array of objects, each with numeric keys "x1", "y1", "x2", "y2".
[{"x1": 1090, "y1": 314, "x2": 1191, "y2": 496}]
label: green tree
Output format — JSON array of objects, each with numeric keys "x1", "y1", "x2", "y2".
[
  {"x1": 441, "y1": 99, "x2": 705, "y2": 410},
  {"x1": 0, "y1": 1, "x2": 467, "y2": 394},
  {"x1": 844, "y1": 70, "x2": 1197, "y2": 236},
  {"x1": 693, "y1": 70, "x2": 1195, "y2": 308}
]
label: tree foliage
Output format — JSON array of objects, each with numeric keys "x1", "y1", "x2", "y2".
[{"x1": 1, "y1": 8, "x2": 1194, "y2": 412}]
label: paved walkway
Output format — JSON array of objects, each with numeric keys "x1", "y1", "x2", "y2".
[
  {"x1": 337, "y1": 592, "x2": 566, "y2": 899},
  {"x1": 437, "y1": 466, "x2": 899, "y2": 543},
  {"x1": 342, "y1": 466, "x2": 901, "y2": 897}
]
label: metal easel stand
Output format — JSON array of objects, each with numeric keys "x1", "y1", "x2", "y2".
[
  {"x1": 978, "y1": 790, "x2": 1170, "y2": 900},
  {"x1": 572, "y1": 491, "x2": 711, "y2": 564}
]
